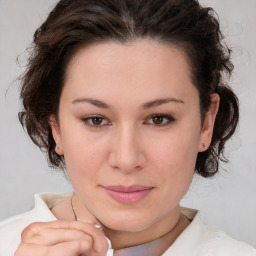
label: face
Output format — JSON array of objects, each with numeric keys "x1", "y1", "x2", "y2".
[{"x1": 51, "y1": 39, "x2": 218, "y2": 232}]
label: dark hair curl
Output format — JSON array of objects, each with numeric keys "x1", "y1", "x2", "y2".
[{"x1": 19, "y1": 0, "x2": 239, "y2": 177}]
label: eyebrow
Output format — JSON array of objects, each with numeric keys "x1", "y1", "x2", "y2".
[
  {"x1": 72, "y1": 98, "x2": 110, "y2": 108},
  {"x1": 72, "y1": 97, "x2": 184, "y2": 109},
  {"x1": 142, "y1": 98, "x2": 184, "y2": 109}
]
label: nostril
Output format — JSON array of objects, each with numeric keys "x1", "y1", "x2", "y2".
[{"x1": 108, "y1": 151, "x2": 146, "y2": 173}]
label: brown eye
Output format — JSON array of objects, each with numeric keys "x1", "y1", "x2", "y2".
[
  {"x1": 144, "y1": 114, "x2": 175, "y2": 127},
  {"x1": 82, "y1": 115, "x2": 110, "y2": 128},
  {"x1": 152, "y1": 116, "x2": 164, "y2": 125},
  {"x1": 91, "y1": 117, "x2": 103, "y2": 125}
]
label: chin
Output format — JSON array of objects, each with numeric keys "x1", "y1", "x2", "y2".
[{"x1": 99, "y1": 210, "x2": 155, "y2": 232}]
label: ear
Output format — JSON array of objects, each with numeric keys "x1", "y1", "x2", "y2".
[
  {"x1": 49, "y1": 115, "x2": 64, "y2": 155},
  {"x1": 198, "y1": 93, "x2": 220, "y2": 152}
]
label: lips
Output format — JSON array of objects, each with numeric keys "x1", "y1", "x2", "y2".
[{"x1": 102, "y1": 185, "x2": 153, "y2": 204}]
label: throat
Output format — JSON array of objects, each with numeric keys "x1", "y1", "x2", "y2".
[{"x1": 104, "y1": 210, "x2": 191, "y2": 253}]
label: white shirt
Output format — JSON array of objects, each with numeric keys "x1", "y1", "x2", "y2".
[{"x1": 0, "y1": 192, "x2": 255, "y2": 256}]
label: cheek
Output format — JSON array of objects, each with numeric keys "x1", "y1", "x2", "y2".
[
  {"x1": 61, "y1": 130, "x2": 109, "y2": 181},
  {"x1": 149, "y1": 131, "x2": 199, "y2": 172},
  {"x1": 147, "y1": 126, "x2": 200, "y2": 196}
]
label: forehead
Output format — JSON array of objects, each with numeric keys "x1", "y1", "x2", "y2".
[
  {"x1": 63, "y1": 39, "x2": 198, "y2": 107},
  {"x1": 66, "y1": 39, "x2": 192, "y2": 79}
]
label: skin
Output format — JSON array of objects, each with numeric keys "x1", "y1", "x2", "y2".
[{"x1": 15, "y1": 39, "x2": 219, "y2": 255}]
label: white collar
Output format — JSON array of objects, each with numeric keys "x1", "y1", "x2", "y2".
[{"x1": 34, "y1": 192, "x2": 203, "y2": 256}]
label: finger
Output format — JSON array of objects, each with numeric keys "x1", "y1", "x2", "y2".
[
  {"x1": 51, "y1": 239, "x2": 94, "y2": 256},
  {"x1": 15, "y1": 239, "x2": 95, "y2": 256},
  {"x1": 21, "y1": 221, "x2": 107, "y2": 252},
  {"x1": 15, "y1": 243, "x2": 48, "y2": 256},
  {"x1": 47, "y1": 221, "x2": 108, "y2": 252},
  {"x1": 23, "y1": 228, "x2": 93, "y2": 246}
]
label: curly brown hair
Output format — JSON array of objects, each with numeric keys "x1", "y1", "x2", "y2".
[{"x1": 19, "y1": 0, "x2": 239, "y2": 177}]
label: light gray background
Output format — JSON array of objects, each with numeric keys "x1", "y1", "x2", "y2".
[{"x1": 0, "y1": 0, "x2": 255, "y2": 248}]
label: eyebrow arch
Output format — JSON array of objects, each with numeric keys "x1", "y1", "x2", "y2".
[
  {"x1": 72, "y1": 98, "x2": 110, "y2": 108},
  {"x1": 72, "y1": 97, "x2": 184, "y2": 109},
  {"x1": 142, "y1": 98, "x2": 184, "y2": 109}
]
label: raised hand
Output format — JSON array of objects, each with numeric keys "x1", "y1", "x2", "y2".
[{"x1": 14, "y1": 220, "x2": 109, "y2": 256}]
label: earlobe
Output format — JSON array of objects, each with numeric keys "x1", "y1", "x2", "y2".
[
  {"x1": 55, "y1": 146, "x2": 63, "y2": 155},
  {"x1": 198, "y1": 93, "x2": 220, "y2": 152},
  {"x1": 49, "y1": 115, "x2": 64, "y2": 155}
]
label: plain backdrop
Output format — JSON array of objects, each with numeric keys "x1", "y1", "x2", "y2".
[{"x1": 0, "y1": 0, "x2": 255, "y2": 248}]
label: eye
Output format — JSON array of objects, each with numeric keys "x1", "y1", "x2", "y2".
[
  {"x1": 144, "y1": 114, "x2": 175, "y2": 127},
  {"x1": 82, "y1": 115, "x2": 110, "y2": 128}
]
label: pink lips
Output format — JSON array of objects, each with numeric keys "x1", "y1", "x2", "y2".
[{"x1": 103, "y1": 185, "x2": 153, "y2": 204}]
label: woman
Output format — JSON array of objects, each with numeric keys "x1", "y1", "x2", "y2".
[{"x1": 0, "y1": 0, "x2": 255, "y2": 255}]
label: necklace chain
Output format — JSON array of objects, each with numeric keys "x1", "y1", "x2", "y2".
[{"x1": 71, "y1": 194, "x2": 78, "y2": 221}]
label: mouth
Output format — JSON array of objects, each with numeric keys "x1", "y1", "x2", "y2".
[{"x1": 102, "y1": 185, "x2": 154, "y2": 204}]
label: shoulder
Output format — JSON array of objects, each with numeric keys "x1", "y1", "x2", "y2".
[
  {"x1": 194, "y1": 208, "x2": 256, "y2": 255},
  {"x1": 0, "y1": 210, "x2": 37, "y2": 256},
  {"x1": 164, "y1": 208, "x2": 256, "y2": 256},
  {"x1": 200, "y1": 226, "x2": 256, "y2": 256},
  {"x1": 0, "y1": 192, "x2": 70, "y2": 256},
  {"x1": 0, "y1": 209, "x2": 36, "y2": 229}
]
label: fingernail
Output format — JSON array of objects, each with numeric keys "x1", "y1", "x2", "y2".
[{"x1": 94, "y1": 224, "x2": 103, "y2": 230}]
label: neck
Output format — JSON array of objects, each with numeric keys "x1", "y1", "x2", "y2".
[
  {"x1": 104, "y1": 207, "x2": 188, "y2": 250},
  {"x1": 72, "y1": 193, "x2": 190, "y2": 251},
  {"x1": 71, "y1": 193, "x2": 102, "y2": 225}
]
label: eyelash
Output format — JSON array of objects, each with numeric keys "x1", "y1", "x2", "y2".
[
  {"x1": 81, "y1": 115, "x2": 111, "y2": 128},
  {"x1": 81, "y1": 114, "x2": 175, "y2": 128},
  {"x1": 144, "y1": 114, "x2": 175, "y2": 127}
]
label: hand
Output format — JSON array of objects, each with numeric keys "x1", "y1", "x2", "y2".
[{"x1": 14, "y1": 220, "x2": 109, "y2": 256}]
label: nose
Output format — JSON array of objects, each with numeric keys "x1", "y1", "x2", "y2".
[{"x1": 108, "y1": 125, "x2": 146, "y2": 173}]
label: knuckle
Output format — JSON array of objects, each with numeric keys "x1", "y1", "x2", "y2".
[
  {"x1": 76, "y1": 237, "x2": 93, "y2": 252},
  {"x1": 21, "y1": 222, "x2": 42, "y2": 239}
]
